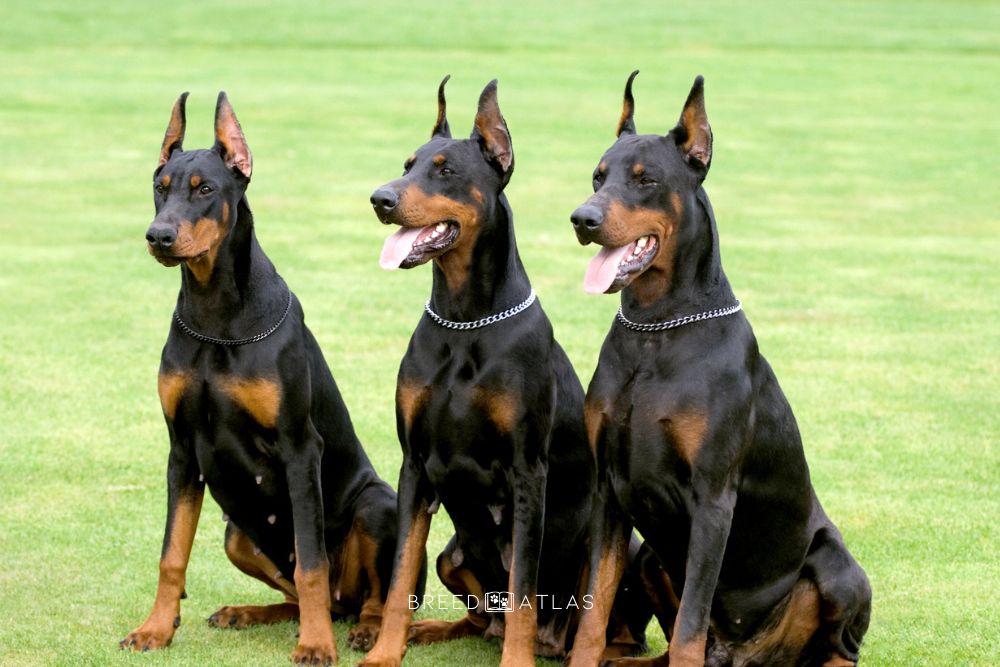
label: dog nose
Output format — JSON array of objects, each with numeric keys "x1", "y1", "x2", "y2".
[
  {"x1": 571, "y1": 204, "x2": 604, "y2": 231},
  {"x1": 370, "y1": 188, "x2": 399, "y2": 213},
  {"x1": 146, "y1": 223, "x2": 176, "y2": 248}
]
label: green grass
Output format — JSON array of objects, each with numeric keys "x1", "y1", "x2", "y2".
[{"x1": 1, "y1": 0, "x2": 998, "y2": 664}]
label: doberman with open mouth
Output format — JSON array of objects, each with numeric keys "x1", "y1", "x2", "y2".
[
  {"x1": 566, "y1": 73, "x2": 872, "y2": 667},
  {"x1": 121, "y1": 92, "x2": 422, "y2": 665},
  {"x1": 359, "y1": 78, "x2": 652, "y2": 667}
]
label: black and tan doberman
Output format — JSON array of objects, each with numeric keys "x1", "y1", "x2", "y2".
[
  {"x1": 120, "y1": 92, "x2": 423, "y2": 665},
  {"x1": 359, "y1": 78, "x2": 652, "y2": 667},
  {"x1": 567, "y1": 72, "x2": 872, "y2": 667}
]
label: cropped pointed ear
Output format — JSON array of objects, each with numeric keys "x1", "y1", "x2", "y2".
[
  {"x1": 471, "y1": 80, "x2": 513, "y2": 182},
  {"x1": 431, "y1": 75, "x2": 452, "y2": 138},
  {"x1": 213, "y1": 91, "x2": 252, "y2": 179},
  {"x1": 159, "y1": 92, "x2": 188, "y2": 166},
  {"x1": 672, "y1": 75, "x2": 712, "y2": 173},
  {"x1": 616, "y1": 70, "x2": 639, "y2": 137}
]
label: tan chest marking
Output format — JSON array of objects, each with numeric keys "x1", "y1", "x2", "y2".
[
  {"x1": 474, "y1": 387, "x2": 519, "y2": 434},
  {"x1": 665, "y1": 411, "x2": 708, "y2": 464},
  {"x1": 158, "y1": 371, "x2": 193, "y2": 420},
  {"x1": 397, "y1": 379, "x2": 430, "y2": 432},
  {"x1": 217, "y1": 376, "x2": 282, "y2": 428}
]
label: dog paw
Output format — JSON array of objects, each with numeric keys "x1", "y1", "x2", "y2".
[
  {"x1": 291, "y1": 639, "x2": 337, "y2": 666},
  {"x1": 348, "y1": 619, "x2": 380, "y2": 651},
  {"x1": 118, "y1": 622, "x2": 175, "y2": 652},
  {"x1": 208, "y1": 603, "x2": 297, "y2": 629},
  {"x1": 355, "y1": 653, "x2": 402, "y2": 667}
]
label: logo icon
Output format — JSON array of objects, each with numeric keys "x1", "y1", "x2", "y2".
[{"x1": 484, "y1": 591, "x2": 512, "y2": 613}]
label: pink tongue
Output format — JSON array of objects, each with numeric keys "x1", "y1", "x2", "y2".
[
  {"x1": 583, "y1": 244, "x2": 634, "y2": 294},
  {"x1": 379, "y1": 227, "x2": 426, "y2": 270}
]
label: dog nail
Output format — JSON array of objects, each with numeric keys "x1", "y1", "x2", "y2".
[
  {"x1": 267, "y1": 514, "x2": 276, "y2": 524},
  {"x1": 255, "y1": 475, "x2": 263, "y2": 485}
]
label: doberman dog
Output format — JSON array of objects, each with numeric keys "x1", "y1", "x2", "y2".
[
  {"x1": 359, "y1": 78, "x2": 652, "y2": 667},
  {"x1": 566, "y1": 73, "x2": 872, "y2": 667},
  {"x1": 120, "y1": 92, "x2": 422, "y2": 665}
]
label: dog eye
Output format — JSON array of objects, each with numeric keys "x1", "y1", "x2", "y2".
[
  {"x1": 639, "y1": 177, "x2": 657, "y2": 186},
  {"x1": 154, "y1": 183, "x2": 166, "y2": 194},
  {"x1": 198, "y1": 184, "x2": 213, "y2": 195},
  {"x1": 592, "y1": 173, "x2": 604, "y2": 191},
  {"x1": 439, "y1": 167, "x2": 453, "y2": 176}
]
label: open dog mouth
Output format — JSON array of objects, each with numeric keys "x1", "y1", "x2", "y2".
[
  {"x1": 148, "y1": 245, "x2": 207, "y2": 267},
  {"x1": 583, "y1": 235, "x2": 659, "y2": 294},
  {"x1": 379, "y1": 222, "x2": 461, "y2": 269}
]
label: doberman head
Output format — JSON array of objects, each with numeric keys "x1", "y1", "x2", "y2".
[
  {"x1": 146, "y1": 92, "x2": 253, "y2": 286},
  {"x1": 571, "y1": 71, "x2": 716, "y2": 306},
  {"x1": 371, "y1": 76, "x2": 515, "y2": 293}
]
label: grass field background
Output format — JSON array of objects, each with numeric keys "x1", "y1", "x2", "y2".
[{"x1": 1, "y1": 1, "x2": 998, "y2": 665}]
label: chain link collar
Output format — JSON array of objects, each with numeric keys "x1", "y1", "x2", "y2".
[
  {"x1": 616, "y1": 299, "x2": 742, "y2": 332},
  {"x1": 173, "y1": 290, "x2": 294, "y2": 346},
  {"x1": 424, "y1": 289, "x2": 537, "y2": 331}
]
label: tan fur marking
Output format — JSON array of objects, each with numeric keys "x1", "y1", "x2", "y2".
[
  {"x1": 361, "y1": 509, "x2": 431, "y2": 664},
  {"x1": 474, "y1": 387, "x2": 519, "y2": 433},
  {"x1": 222, "y1": 201, "x2": 230, "y2": 225},
  {"x1": 432, "y1": 153, "x2": 446, "y2": 166},
  {"x1": 500, "y1": 595, "x2": 537, "y2": 664},
  {"x1": 584, "y1": 399, "x2": 606, "y2": 455},
  {"x1": 225, "y1": 525, "x2": 297, "y2": 597},
  {"x1": 293, "y1": 560, "x2": 337, "y2": 663},
  {"x1": 598, "y1": 161, "x2": 607, "y2": 174},
  {"x1": 218, "y1": 376, "x2": 282, "y2": 428},
  {"x1": 409, "y1": 546, "x2": 489, "y2": 644},
  {"x1": 470, "y1": 186, "x2": 484, "y2": 204},
  {"x1": 123, "y1": 491, "x2": 204, "y2": 651},
  {"x1": 567, "y1": 542, "x2": 628, "y2": 666},
  {"x1": 600, "y1": 201, "x2": 679, "y2": 306},
  {"x1": 161, "y1": 174, "x2": 171, "y2": 187},
  {"x1": 666, "y1": 411, "x2": 708, "y2": 464},
  {"x1": 158, "y1": 371, "x2": 192, "y2": 420},
  {"x1": 666, "y1": 631, "x2": 708, "y2": 666},
  {"x1": 396, "y1": 185, "x2": 480, "y2": 293},
  {"x1": 397, "y1": 379, "x2": 429, "y2": 432},
  {"x1": 670, "y1": 192, "x2": 683, "y2": 217},
  {"x1": 173, "y1": 217, "x2": 225, "y2": 285},
  {"x1": 632, "y1": 163, "x2": 645, "y2": 175},
  {"x1": 732, "y1": 580, "x2": 822, "y2": 665},
  {"x1": 189, "y1": 174, "x2": 201, "y2": 188}
]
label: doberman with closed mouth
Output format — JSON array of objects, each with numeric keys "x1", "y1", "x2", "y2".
[
  {"x1": 359, "y1": 77, "x2": 653, "y2": 667},
  {"x1": 121, "y1": 92, "x2": 423, "y2": 665},
  {"x1": 566, "y1": 73, "x2": 872, "y2": 667}
]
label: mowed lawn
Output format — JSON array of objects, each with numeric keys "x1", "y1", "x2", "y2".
[{"x1": 1, "y1": 1, "x2": 997, "y2": 665}]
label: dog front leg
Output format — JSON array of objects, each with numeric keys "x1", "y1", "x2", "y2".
[
  {"x1": 121, "y1": 443, "x2": 204, "y2": 651},
  {"x1": 668, "y1": 489, "x2": 736, "y2": 667},
  {"x1": 501, "y1": 447, "x2": 546, "y2": 667},
  {"x1": 285, "y1": 423, "x2": 336, "y2": 666},
  {"x1": 566, "y1": 485, "x2": 631, "y2": 667},
  {"x1": 358, "y1": 455, "x2": 433, "y2": 667}
]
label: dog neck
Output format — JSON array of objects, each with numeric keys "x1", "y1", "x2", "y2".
[
  {"x1": 175, "y1": 196, "x2": 286, "y2": 338},
  {"x1": 428, "y1": 192, "x2": 531, "y2": 322},
  {"x1": 622, "y1": 188, "x2": 735, "y2": 320}
]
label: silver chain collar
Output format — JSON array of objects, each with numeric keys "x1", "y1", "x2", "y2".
[
  {"x1": 424, "y1": 289, "x2": 537, "y2": 331},
  {"x1": 616, "y1": 299, "x2": 742, "y2": 332},
  {"x1": 173, "y1": 290, "x2": 294, "y2": 346}
]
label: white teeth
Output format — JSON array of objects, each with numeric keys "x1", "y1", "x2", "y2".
[
  {"x1": 637, "y1": 236, "x2": 648, "y2": 249},
  {"x1": 436, "y1": 223, "x2": 447, "y2": 232}
]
